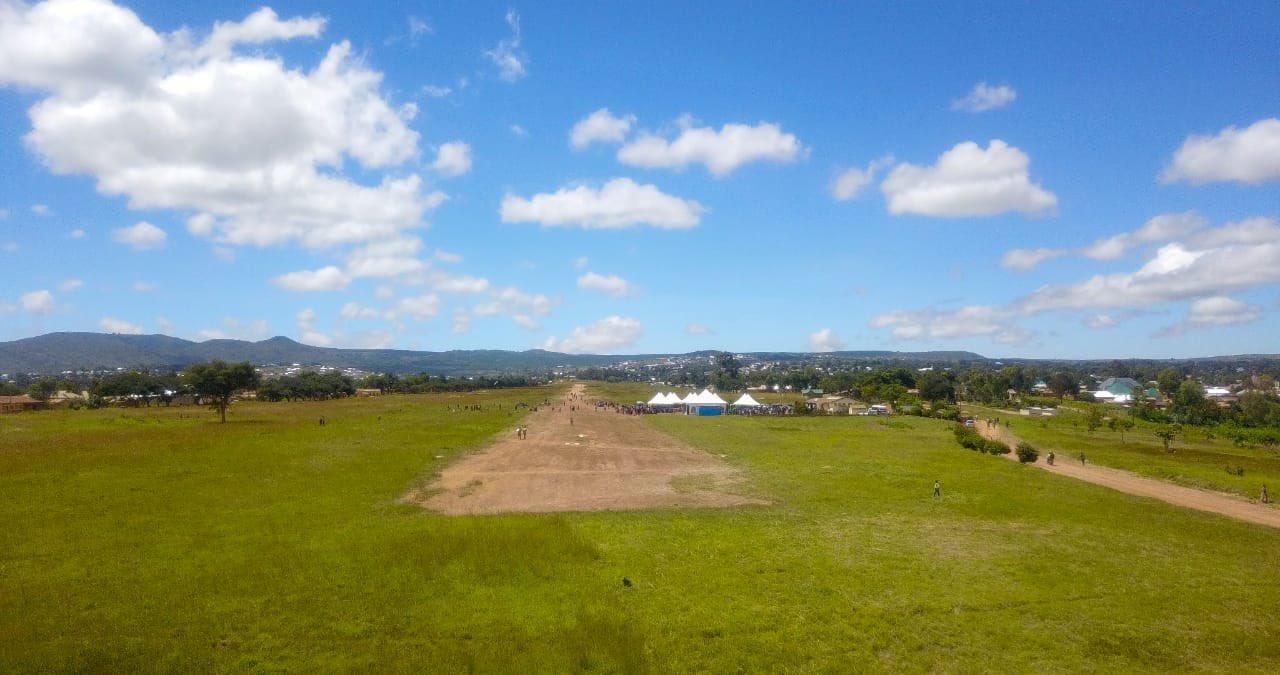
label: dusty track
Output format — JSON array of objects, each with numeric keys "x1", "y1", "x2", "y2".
[
  {"x1": 977, "y1": 420, "x2": 1280, "y2": 529},
  {"x1": 412, "y1": 384, "x2": 762, "y2": 514}
]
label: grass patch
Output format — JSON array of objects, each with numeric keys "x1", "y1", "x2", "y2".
[
  {"x1": 966, "y1": 404, "x2": 1280, "y2": 498},
  {"x1": 1, "y1": 389, "x2": 1278, "y2": 671}
]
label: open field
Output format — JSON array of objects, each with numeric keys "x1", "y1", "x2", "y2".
[
  {"x1": 965, "y1": 403, "x2": 1280, "y2": 499},
  {"x1": 973, "y1": 418, "x2": 1280, "y2": 528},
  {"x1": 3, "y1": 387, "x2": 1280, "y2": 671}
]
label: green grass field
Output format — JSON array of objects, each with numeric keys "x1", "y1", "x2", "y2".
[
  {"x1": 3, "y1": 388, "x2": 1279, "y2": 672},
  {"x1": 965, "y1": 403, "x2": 1280, "y2": 499}
]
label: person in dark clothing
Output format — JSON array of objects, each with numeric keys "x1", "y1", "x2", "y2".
[{"x1": 933, "y1": 480, "x2": 941, "y2": 498}]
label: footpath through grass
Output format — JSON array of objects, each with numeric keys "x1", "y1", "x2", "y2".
[
  {"x1": 965, "y1": 403, "x2": 1280, "y2": 499},
  {"x1": 2, "y1": 389, "x2": 1279, "y2": 671}
]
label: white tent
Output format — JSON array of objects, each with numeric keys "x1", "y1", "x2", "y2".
[
  {"x1": 690, "y1": 389, "x2": 727, "y2": 405},
  {"x1": 647, "y1": 392, "x2": 668, "y2": 405},
  {"x1": 681, "y1": 389, "x2": 728, "y2": 415},
  {"x1": 732, "y1": 393, "x2": 762, "y2": 407},
  {"x1": 663, "y1": 392, "x2": 682, "y2": 404}
]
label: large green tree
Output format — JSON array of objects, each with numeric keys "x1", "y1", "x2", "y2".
[
  {"x1": 917, "y1": 370, "x2": 957, "y2": 403},
  {"x1": 1156, "y1": 368, "x2": 1182, "y2": 397},
  {"x1": 1046, "y1": 372, "x2": 1078, "y2": 399},
  {"x1": 184, "y1": 361, "x2": 259, "y2": 423},
  {"x1": 27, "y1": 378, "x2": 58, "y2": 402}
]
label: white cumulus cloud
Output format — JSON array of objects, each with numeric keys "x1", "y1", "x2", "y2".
[
  {"x1": 542, "y1": 316, "x2": 642, "y2": 354},
  {"x1": 112, "y1": 221, "x2": 166, "y2": 250},
  {"x1": 808, "y1": 328, "x2": 844, "y2": 352},
  {"x1": 21, "y1": 289, "x2": 55, "y2": 314},
  {"x1": 831, "y1": 155, "x2": 894, "y2": 201},
  {"x1": 295, "y1": 307, "x2": 331, "y2": 345},
  {"x1": 1186, "y1": 296, "x2": 1261, "y2": 326},
  {"x1": 388, "y1": 293, "x2": 440, "y2": 320},
  {"x1": 1002, "y1": 212, "x2": 1210, "y2": 271},
  {"x1": 881, "y1": 140, "x2": 1057, "y2": 218},
  {"x1": 344, "y1": 236, "x2": 426, "y2": 278},
  {"x1": 432, "y1": 141, "x2": 472, "y2": 177},
  {"x1": 501, "y1": 178, "x2": 704, "y2": 230},
  {"x1": 618, "y1": 120, "x2": 804, "y2": 177},
  {"x1": 428, "y1": 271, "x2": 490, "y2": 294},
  {"x1": 1161, "y1": 118, "x2": 1280, "y2": 185},
  {"x1": 272, "y1": 266, "x2": 350, "y2": 291},
  {"x1": 1083, "y1": 211, "x2": 1207, "y2": 260},
  {"x1": 570, "y1": 108, "x2": 635, "y2": 149},
  {"x1": 0, "y1": 1, "x2": 439, "y2": 250},
  {"x1": 577, "y1": 272, "x2": 633, "y2": 297},
  {"x1": 874, "y1": 215, "x2": 1280, "y2": 344},
  {"x1": 1161, "y1": 296, "x2": 1262, "y2": 336},
  {"x1": 99, "y1": 316, "x2": 143, "y2": 334},
  {"x1": 339, "y1": 302, "x2": 379, "y2": 320},
  {"x1": 485, "y1": 9, "x2": 526, "y2": 82},
  {"x1": 1001, "y1": 247, "x2": 1066, "y2": 271},
  {"x1": 1084, "y1": 314, "x2": 1117, "y2": 329},
  {"x1": 869, "y1": 305, "x2": 1027, "y2": 344},
  {"x1": 951, "y1": 82, "x2": 1017, "y2": 113}
]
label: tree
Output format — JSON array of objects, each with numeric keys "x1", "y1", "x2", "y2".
[
  {"x1": 1083, "y1": 406, "x2": 1104, "y2": 433},
  {"x1": 1156, "y1": 368, "x2": 1182, "y2": 397},
  {"x1": 1170, "y1": 380, "x2": 1217, "y2": 425},
  {"x1": 27, "y1": 377, "x2": 58, "y2": 402},
  {"x1": 1115, "y1": 417, "x2": 1136, "y2": 444},
  {"x1": 1015, "y1": 442, "x2": 1039, "y2": 463},
  {"x1": 917, "y1": 370, "x2": 957, "y2": 404},
  {"x1": 1237, "y1": 391, "x2": 1279, "y2": 428},
  {"x1": 1047, "y1": 372, "x2": 1078, "y2": 399},
  {"x1": 184, "y1": 361, "x2": 259, "y2": 423},
  {"x1": 1155, "y1": 425, "x2": 1181, "y2": 453}
]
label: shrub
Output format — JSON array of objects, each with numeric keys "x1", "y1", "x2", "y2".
[
  {"x1": 953, "y1": 425, "x2": 1008, "y2": 454},
  {"x1": 953, "y1": 424, "x2": 982, "y2": 450},
  {"x1": 1015, "y1": 442, "x2": 1039, "y2": 463},
  {"x1": 985, "y1": 439, "x2": 1011, "y2": 455},
  {"x1": 932, "y1": 405, "x2": 960, "y2": 421}
]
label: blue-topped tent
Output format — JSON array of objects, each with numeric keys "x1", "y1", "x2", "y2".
[{"x1": 685, "y1": 389, "x2": 728, "y2": 416}]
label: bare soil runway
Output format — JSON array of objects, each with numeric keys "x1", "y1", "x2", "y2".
[{"x1": 412, "y1": 384, "x2": 762, "y2": 514}]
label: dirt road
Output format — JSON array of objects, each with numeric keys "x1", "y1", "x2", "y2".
[
  {"x1": 977, "y1": 420, "x2": 1280, "y2": 529},
  {"x1": 411, "y1": 384, "x2": 762, "y2": 515}
]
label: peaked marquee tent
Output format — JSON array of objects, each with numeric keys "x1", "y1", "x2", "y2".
[
  {"x1": 685, "y1": 389, "x2": 728, "y2": 416},
  {"x1": 732, "y1": 393, "x2": 762, "y2": 407}
]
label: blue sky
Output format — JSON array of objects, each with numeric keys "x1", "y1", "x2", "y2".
[{"x1": 1, "y1": 0, "x2": 1278, "y2": 358}]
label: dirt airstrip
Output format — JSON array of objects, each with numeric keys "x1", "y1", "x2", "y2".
[{"x1": 410, "y1": 384, "x2": 763, "y2": 514}]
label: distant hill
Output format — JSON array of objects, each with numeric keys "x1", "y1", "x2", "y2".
[{"x1": 0, "y1": 332, "x2": 991, "y2": 376}]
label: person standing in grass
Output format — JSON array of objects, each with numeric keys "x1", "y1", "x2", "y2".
[
  {"x1": 1079, "y1": 452, "x2": 1086, "y2": 466},
  {"x1": 933, "y1": 480, "x2": 941, "y2": 498},
  {"x1": 1262, "y1": 484, "x2": 1270, "y2": 504}
]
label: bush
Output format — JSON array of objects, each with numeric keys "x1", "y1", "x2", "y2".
[
  {"x1": 932, "y1": 405, "x2": 960, "y2": 421},
  {"x1": 953, "y1": 425, "x2": 1009, "y2": 454},
  {"x1": 1015, "y1": 442, "x2": 1039, "y2": 463}
]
